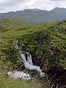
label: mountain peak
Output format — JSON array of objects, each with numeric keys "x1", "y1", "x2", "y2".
[
  {"x1": 52, "y1": 7, "x2": 66, "y2": 11},
  {"x1": 0, "y1": 8, "x2": 66, "y2": 24}
]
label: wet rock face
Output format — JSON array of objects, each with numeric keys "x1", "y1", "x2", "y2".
[
  {"x1": 31, "y1": 50, "x2": 44, "y2": 69},
  {"x1": 32, "y1": 52, "x2": 48, "y2": 71}
]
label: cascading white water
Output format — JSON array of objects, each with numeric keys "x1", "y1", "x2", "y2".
[
  {"x1": 7, "y1": 41, "x2": 45, "y2": 80},
  {"x1": 8, "y1": 71, "x2": 31, "y2": 80},
  {"x1": 19, "y1": 50, "x2": 44, "y2": 77},
  {"x1": 26, "y1": 52, "x2": 33, "y2": 65}
]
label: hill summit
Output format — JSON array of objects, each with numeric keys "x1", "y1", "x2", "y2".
[{"x1": 0, "y1": 8, "x2": 66, "y2": 24}]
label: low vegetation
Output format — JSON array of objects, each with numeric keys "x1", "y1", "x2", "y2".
[{"x1": 0, "y1": 19, "x2": 66, "y2": 88}]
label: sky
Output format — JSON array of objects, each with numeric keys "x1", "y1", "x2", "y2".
[{"x1": 0, "y1": 0, "x2": 66, "y2": 13}]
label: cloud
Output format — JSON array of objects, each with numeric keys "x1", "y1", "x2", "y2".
[
  {"x1": 50, "y1": 0, "x2": 66, "y2": 2},
  {"x1": 0, "y1": 0, "x2": 31, "y2": 12},
  {"x1": 0, "y1": 0, "x2": 66, "y2": 13},
  {"x1": 0, "y1": 0, "x2": 25, "y2": 6}
]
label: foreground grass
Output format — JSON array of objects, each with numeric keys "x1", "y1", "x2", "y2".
[{"x1": 0, "y1": 71, "x2": 41, "y2": 88}]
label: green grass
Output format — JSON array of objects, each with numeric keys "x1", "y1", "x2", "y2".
[
  {"x1": 0, "y1": 71, "x2": 41, "y2": 88},
  {"x1": 0, "y1": 18, "x2": 66, "y2": 88},
  {"x1": 0, "y1": 19, "x2": 26, "y2": 32},
  {"x1": 0, "y1": 19, "x2": 66, "y2": 69}
]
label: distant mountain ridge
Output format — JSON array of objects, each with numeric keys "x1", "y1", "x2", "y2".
[{"x1": 0, "y1": 7, "x2": 66, "y2": 24}]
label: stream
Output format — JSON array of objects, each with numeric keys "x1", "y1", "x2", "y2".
[{"x1": 7, "y1": 41, "x2": 45, "y2": 80}]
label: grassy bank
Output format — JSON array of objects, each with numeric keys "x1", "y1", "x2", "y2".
[{"x1": 0, "y1": 71, "x2": 41, "y2": 88}]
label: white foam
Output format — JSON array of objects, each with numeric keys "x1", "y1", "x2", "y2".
[
  {"x1": 7, "y1": 71, "x2": 31, "y2": 80},
  {"x1": 19, "y1": 50, "x2": 44, "y2": 77}
]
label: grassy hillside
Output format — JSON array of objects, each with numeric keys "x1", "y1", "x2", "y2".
[
  {"x1": 0, "y1": 19, "x2": 66, "y2": 70},
  {"x1": 0, "y1": 19, "x2": 26, "y2": 32},
  {"x1": 0, "y1": 19, "x2": 66, "y2": 88},
  {"x1": 0, "y1": 70, "x2": 41, "y2": 88}
]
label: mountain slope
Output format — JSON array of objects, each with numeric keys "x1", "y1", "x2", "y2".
[
  {"x1": 0, "y1": 19, "x2": 66, "y2": 88},
  {"x1": 0, "y1": 19, "x2": 66, "y2": 71},
  {"x1": 0, "y1": 19, "x2": 26, "y2": 32},
  {"x1": 0, "y1": 8, "x2": 66, "y2": 24}
]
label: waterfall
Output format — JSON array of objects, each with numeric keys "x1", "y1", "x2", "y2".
[
  {"x1": 19, "y1": 50, "x2": 44, "y2": 77},
  {"x1": 7, "y1": 41, "x2": 45, "y2": 80},
  {"x1": 26, "y1": 52, "x2": 33, "y2": 65}
]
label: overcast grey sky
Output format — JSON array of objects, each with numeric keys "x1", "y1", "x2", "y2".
[{"x1": 0, "y1": 0, "x2": 66, "y2": 13}]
